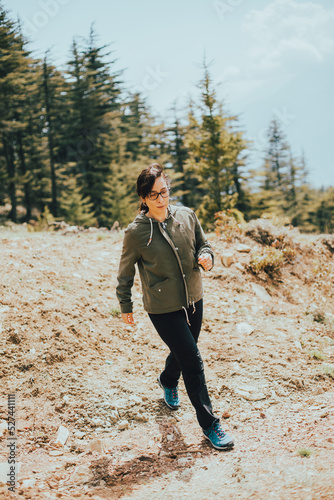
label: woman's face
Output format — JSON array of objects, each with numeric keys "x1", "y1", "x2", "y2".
[{"x1": 142, "y1": 176, "x2": 169, "y2": 217}]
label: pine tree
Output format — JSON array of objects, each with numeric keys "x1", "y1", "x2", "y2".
[
  {"x1": 184, "y1": 62, "x2": 248, "y2": 227},
  {"x1": 306, "y1": 187, "x2": 334, "y2": 234},
  {"x1": 266, "y1": 118, "x2": 291, "y2": 190},
  {"x1": 254, "y1": 118, "x2": 291, "y2": 218},
  {"x1": 0, "y1": 6, "x2": 32, "y2": 222},
  {"x1": 284, "y1": 152, "x2": 311, "y2": 227},
  {"x1": 63, "y1": 27, "x2": 124, "y2": 226},
  {"x1": 60, "y1": 177, "x2": 96, "y2": 227},
  {"x1": 164, "y1": 103, "x2": 189, "y2": 205},
  {"x1": 41, "y1": 51, "x2": 69, "y2": 217},
  {"x1": 0, "y1": 6, "x2": 51, "y2": 222}
]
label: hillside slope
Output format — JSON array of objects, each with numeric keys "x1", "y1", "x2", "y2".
[{"x1": 0, "y1": 224, "x2": 333, "y2": 499}]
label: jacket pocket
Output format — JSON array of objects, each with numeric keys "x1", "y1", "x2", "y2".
[{"x1": 149, "y1": 278, "x2": 170, "y2": 297}]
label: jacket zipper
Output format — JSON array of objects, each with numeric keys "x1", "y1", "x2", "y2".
[{"x1": 158, "y1": 222, "x2": 190, "y2": 308}]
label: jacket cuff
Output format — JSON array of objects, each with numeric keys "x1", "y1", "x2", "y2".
[
  {"x1": 120, "y1": 303, "x2": 133, "y2": 314},
  {"x1": 198, "y1": 249, "x2": 214, "y2": 269}
]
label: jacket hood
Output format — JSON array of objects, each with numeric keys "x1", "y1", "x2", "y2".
[
  {"x1": 133, "y1": 204, "x2": 178, "y2": 224},
  {"x1": 133, "y1": 205, "x2": 182, "y2": 246}
]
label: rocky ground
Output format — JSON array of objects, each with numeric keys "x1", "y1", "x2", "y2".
[{"x1": 0, "y1": 222, "x2": 333, "y2": 499}]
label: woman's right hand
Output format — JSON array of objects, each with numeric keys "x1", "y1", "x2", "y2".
[{"x1": 121, "y1": 313, "x2": 135, "y2": 325}]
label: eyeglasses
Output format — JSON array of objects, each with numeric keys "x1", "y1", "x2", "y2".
[{"x1": 147, "y1": 188, "x2": 170, "y2": 201}]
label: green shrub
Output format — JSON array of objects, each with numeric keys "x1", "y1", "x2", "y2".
[
  {"x1": 308, "y1": 349, "x2": 326, "y2": 361},
  {"x1": 245, "y1": 217, "x2": 298, "y2": 248},
  {"x1": 247, "y1": 247, "x2": 285, "y2": 277},
  {"x1": 214, "y1": 210, "x2": 245, "y2": 242},
  {"x1": 110, "y1": 308, "x2": 121, "y2": 318},
  {"x1": 323, "y1": 364, "x2": 334, "y2": 379},
  {"x1": 297, "y1": 447, "x2": 313, "y2": 457},
  {"x1": 30, "y1": 206, "x2": 55, "y2": 232}
]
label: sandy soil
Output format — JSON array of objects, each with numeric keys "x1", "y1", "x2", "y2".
[{"x1": 0, "y1": 225, "x2": 333, "y2": 499}]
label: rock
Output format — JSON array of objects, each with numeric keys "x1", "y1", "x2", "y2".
[
  {"x1": 230, "y1": 362, "x2": 240, "y2": 375},
  {"x1": 253, "y1": 403, "x2": 263, "y2": 410},
  {"x1": 22, "y1": 478, "x2": 36, "y2": 488},
  {"x1": 108, "y1": 410, "x2": 119, "y2": 424},
  {"x1": 221, "y1": 252, "x2": 234, "y2": 267},
  {"x1": 236, "y1": 322, "x2": 254, "y2": 335},
  {"x1": 70, "y1": 465, "x2": 94, "y2": 485},
  {"x1": 49, "y1": 450, "x2": 64, "y2": 456},
  {"x1": 134, "y1": 411, "x2": 149, "y2": 422},
  {"x1": 251, "y1": 283, "x2": 271, "y2": 302},
  {"x1": 234, "y1": 262, "x2": 244, "y2": 271},
  {"x1": 55, "y1": 425, "x2": 70, "y2": 446},
  {"x1": 61, "y1": 225, "x2": 79, "y2": 235},
  {"x1": 92, "y1": 417, "x2": 104, "y2": 426},
  {"x1": 89, "y1": 439, "x2": 105, "y2": 454},
  {"x1": 234, "y1": 384, "x2": 266, "y2": 401},
  {"x1": 269, "y1": 390, "x2": 281, "y2": 405},
  {"x1": 179, "y1": 469, "x2": 192, "y2": 481},
  {"x1": 73, "y1": 430, "x2": 85, "y2": 438},
  {"x1": 221, "y1": 411, "x2": 231, "y2": 419},
  {"x1": 177, "y1": 457, "x2": 189, "y2": 466},
  {"x1": 236, "y1": 244, "x2": 251, "y2": 253},
  {"x1": 118, "y1": 420, "x2": 129, "y2": 431},
  {"x1": 129, "y1": 395, "x2": 143, "y2": 404},
  {"x1": 294, "y1": 341, "x2": 302, "y2": 349}
]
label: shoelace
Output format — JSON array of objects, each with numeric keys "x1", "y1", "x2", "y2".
[
  {"x1": 168, "y1": 387, "x2": 177, "y2": 401},
  {"x1": 213, "y1": 423, "x2": 226, "y2": 438},
  {"x1": 170, "y1": 388, "x2": 178, "y2": 400}
]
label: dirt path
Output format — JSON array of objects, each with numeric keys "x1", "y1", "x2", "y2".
[{"x1": 0, "y1": 226, "x2": 333, "y2": 499}]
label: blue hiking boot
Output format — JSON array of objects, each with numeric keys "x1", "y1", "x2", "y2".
[
  {"x1": 157, "y1": 375, "x2": 180, "y2": 410},
  {"x1": 203, "y1": 421, "x2": 234, "y2": 450}
]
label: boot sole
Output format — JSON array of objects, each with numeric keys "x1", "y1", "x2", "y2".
[{"x1": 203, "y1": 433, "x2": 234, "y2": 450}]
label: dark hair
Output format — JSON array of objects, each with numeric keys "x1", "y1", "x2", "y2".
[{"x1": 136, "y1": 163, "x2": 170, "y2": 213}]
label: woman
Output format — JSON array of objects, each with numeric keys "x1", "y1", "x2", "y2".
[{"x1": 116, "y1": 163, "x2": 234, "y2": 450}]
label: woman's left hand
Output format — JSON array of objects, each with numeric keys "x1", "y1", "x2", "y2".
[{"x1": 198, "y1": 253, "x2": 213, "y2": 271}]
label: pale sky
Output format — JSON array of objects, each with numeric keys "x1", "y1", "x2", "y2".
[{"x1": 6, "y1": 0, "x2": 334, "y2": 188}]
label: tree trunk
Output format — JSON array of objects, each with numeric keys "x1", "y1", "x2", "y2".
[
  {"x1": 4, "y1": 139, "x2": 17, "y2": 222},
  {"x1": 17, "y1": 131, "x2": 31, "y2": 221},
  {"x1": 43, "y1": 59, "x2": 58, "y2": 217}
]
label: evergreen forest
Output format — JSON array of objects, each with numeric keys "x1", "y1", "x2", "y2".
[{"x1": 0, "y1": 6, "x2": 333, "y2": 232}]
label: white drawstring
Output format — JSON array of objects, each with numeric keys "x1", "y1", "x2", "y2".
[
  {"x1": 182, "y1": 306, "x2": 191, "y2": 326},
  {"x1": 169, "y1": 213, "x2": 183, "y2": 225},
  {"x1": 147, "y1": 218, "x2": 153, "y2": 246},
  {"x1": 167, "y1": 205, "x2": 183, "y2": 225},
  {"x1": 192, "y1": 302, "x2": 196, "y2": 314}
]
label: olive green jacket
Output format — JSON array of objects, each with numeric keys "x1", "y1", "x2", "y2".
[{"x1": 116, "y1": 205, "x2": 214, "y2": 314}]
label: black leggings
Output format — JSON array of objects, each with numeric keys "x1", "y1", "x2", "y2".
[{"x1": 148, "y1": 299, "x2": 219, "y2": 430}]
